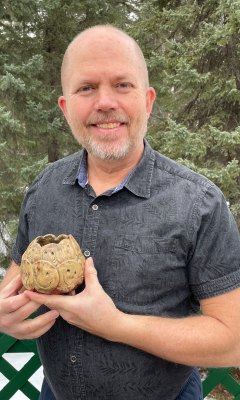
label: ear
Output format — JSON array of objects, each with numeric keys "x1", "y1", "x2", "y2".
[
  {"x1": 58, "y1": 96, "x2": 70, "y2": 125},
  {"x1": 146, "y1": 87, "x2": 156, "y2": 119}
]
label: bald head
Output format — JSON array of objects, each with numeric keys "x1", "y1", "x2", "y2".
[{"x1": 61, "y1": 25, "x2": 149, "y2": 95}]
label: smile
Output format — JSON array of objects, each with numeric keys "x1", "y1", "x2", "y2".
[{"x1": 95, "y1": 122, "x2": 122, "y2": 129}]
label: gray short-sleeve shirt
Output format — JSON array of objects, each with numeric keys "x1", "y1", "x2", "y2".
[{"x1": 11, "y1": 140, "x2": 240, "y2": 400}]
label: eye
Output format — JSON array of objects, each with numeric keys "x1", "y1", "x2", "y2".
[
  {"x1": 118, "y1": 83, "x2": 131, "y2": 88},
  {"x1": 116, "y1": 82, "x2": 133, "y2": 93},
  {"x1": 80, "y1": 86, "x2": 92, "y2": 92},
  {"x1": 77, "y1": 85, "x2": 96, "y2": 93}
]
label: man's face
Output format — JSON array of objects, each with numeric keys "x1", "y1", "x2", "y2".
[{"x1": 59, "y1": 30, "x2": 155, "y2": 161}]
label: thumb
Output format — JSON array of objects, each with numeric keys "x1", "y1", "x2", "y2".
[{"x1": 84, "y1": 257, "x2": 99, "y2": 286}]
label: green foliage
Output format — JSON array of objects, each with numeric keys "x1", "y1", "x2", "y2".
[
  {"x1": 1, "y1": 0, "x2": 240, "y2": 269},
  {"x1": 0, "y1": 0, "x2": 142, "y2": 268},
  {"x1": 130, "y1": 0, "x2": 240, "y2": 227}
]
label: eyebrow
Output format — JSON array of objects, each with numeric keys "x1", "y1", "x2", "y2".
[
  {"x1": 77, "y1": 74, "x2": 136, "y2": 85},
  {"x1": 115, "y1": 74, "x2": 132, "y2": 81}
]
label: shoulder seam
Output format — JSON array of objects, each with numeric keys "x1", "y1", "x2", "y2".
[
  {"x1": 40, "y1": 151, "x2": 81, "y2": 174},
  {"x1": 154, "y1": 155, "x2": 214, "y2": 191},
  {"x1": 34, "y1": 152, "x2": 82, "y2": 185}
]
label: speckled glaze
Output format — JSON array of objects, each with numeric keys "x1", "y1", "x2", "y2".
[{"x1": 20, "y1": 234, "x2": 85, "y2": 293}]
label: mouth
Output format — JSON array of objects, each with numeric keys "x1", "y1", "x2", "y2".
[{"x1": 92, "y1": 122, "x2": 125, "y2": 129}]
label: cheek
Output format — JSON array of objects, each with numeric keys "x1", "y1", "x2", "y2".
[
  {"x1": 130, "y1": 94, "x2": 147, "y2": 114},
  {"x1": 129, "y1": 102, "x2": 147, "y2": 123},
  {"x1": 68, "y1": 99, "x2": 90, "y2": 122}
]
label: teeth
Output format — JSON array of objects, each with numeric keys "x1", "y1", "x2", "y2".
[{"x1": 96, "y1": 122, "x2": 121, "y2": 129}]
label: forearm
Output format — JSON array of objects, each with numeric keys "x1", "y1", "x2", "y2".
[
  {"x1": 110, "y1": 312, "x2": 239, "y2": 367},
  {"x1": 0, "y1": 262, "x2": 20, "y2": 292}
]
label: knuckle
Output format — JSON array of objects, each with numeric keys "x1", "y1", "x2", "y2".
[
  {"x1": 28, "y1": 332, "x2": 38, "y2": 340},
  {"x1": 44, "y1": 300, "x2": 52, "y2": 310},
  {"x1": 6, "y1": 298, "x2": 15, "y2": 312},
  {"x1": 26, "y1": 322, "x2": 35, "y2": 335},
  {"x1": 19, "y1": 307, "x2": 29, "y2": 321}
]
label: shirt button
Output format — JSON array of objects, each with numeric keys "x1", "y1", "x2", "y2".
[
  {"x1": 92, "y1": 204, "x2": 98, "y2": 210},
  {"x1": 70, "y1": 355, "x2": 77, "y2": 362},
  {"x1": 84, "y1": 250, "x2": 90, "y2": 257}
]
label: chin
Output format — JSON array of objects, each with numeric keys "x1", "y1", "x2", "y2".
[{"x1": 87, "y1": 137, "x2": 142, "y2": 161}]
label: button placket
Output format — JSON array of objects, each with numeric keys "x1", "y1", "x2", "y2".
[{"x1": 81, "y1": 200, "x2": 101, "y2": 260}]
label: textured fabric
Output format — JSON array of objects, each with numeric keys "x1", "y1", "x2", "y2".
[
  {"x1": 39, "y1": 367, "x2": 203, "y2": 400},
  {"x1": 174, "y1": 368, "x2": 203, "y2": 400},
  {"x1": 11, "y1": 139, "x2": 240, "y2": 400}
]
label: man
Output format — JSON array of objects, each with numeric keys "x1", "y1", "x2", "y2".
[{"x1": 1, "y1": 25, "x2": 240, "y2": 400}]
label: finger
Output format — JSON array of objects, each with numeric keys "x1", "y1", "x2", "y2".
[
  {"x1": 25, "y1": 319, "x2": 57, "y2": 339},
  {"x1": 0, "y1": 275, "x2": 24, "y2": 299},
  {"x1": 2, "y1": 292, "x2": 32, "y2": 314},
  {"x1": 18, "y1": 286, "x2": 27, "y2": 295},
  {"x1": 3, "y1": 299, "x2": 44, "y2": 327},
  {"x1": 12, "y1": 310, "x2": 59, "y2": 340},
  {"x1": 84, "y1": 258, "x2": 99, "y2": 289},
  {"x1": 67, "y1": 290, "x2": 76, "y2": 296},
  {"x1": 25, "y1": 290, "x2": 70, "y2": 311}
]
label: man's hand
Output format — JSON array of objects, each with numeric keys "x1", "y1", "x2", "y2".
[
  {"x1": 25, "y1": 258, "x2": 123, "y2": 341},
  {"x1": 0, "y1": 275, "x2": 59, "y2": 339}
]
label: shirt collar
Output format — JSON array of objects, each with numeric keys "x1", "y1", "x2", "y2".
[
  {"x1": 125, "y1": 139, "x2": 155, "y2": 198},
  {"x1": 63, "y1": 139, "x2": 155, "y2": 199},
  {"x1": 78, "y1": 149, "x2": 88, "y2": 187}
]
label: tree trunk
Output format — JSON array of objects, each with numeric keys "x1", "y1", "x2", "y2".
[{"x1": 48, "y1": 139, "x2": 59, "y2": 163}]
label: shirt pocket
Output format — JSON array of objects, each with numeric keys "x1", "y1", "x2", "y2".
[
  {"x1": 115, "y1": 234, "x2": 177, "y2": 253},
  {"x1": 108, "y1": 234, "x2": 184, "y2": 307}
]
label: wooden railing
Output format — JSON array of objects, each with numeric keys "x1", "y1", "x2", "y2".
[{"x1": 0, "y1": 331, "x2": 240, "y2": 399}]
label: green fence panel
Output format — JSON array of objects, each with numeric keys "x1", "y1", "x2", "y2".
[
  {"x1": 0, "y1": 332, "x2": 41, "y2": 400},
  {"x1": 0, "y1": 353, "x2": 41, "y2": 400},
  {"x1": 202, "y1": 367, "x2": 240, "y2": 399},
  {"x1": 1, "y1": 331, "x2": 240, "y2": 399}
]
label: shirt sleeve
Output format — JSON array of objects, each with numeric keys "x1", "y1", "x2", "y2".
[
  {"x1": 11, "y1": 177, "x2": 39, "y2": 266},
  {"x1": 188, "y1": 184, "x2": 240, "y2": 300}
]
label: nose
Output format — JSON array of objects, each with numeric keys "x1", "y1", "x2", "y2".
[{"x1": 93, "y1": 87, "x2": 118, "y2": 112}]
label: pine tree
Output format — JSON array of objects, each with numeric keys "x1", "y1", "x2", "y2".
[
  {"x1": 0, "y1": 0, "x2": 141, "y2": 270},
  {"x1": 2, "y1": 0, "x2": 239, "y2": 272},
  {"x1": 129, "y1": 0, "x2": 240, "y2": 227}
]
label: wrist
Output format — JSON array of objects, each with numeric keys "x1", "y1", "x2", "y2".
[
  {"x1": 107, "y1": 311, "x2": 138, "y2": 344},
  {"x1": 103, "y1": 309, "x2": 130, "y2": 342}
]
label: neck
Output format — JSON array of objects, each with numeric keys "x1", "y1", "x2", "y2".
[{"x1": 87, "y1": 141, "x2": 144, "y2": 196}]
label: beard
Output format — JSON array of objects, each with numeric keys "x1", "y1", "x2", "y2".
[{"x1": 69, "y1": 112, "x2": 148, "y2": 161}]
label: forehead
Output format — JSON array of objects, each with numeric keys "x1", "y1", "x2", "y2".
[
  {"x1": 70, "y1": 28, "x2": 137, "y2": 59},
  {"x1": 62, "y1": 29, "x2": 146, "y2": 89}
]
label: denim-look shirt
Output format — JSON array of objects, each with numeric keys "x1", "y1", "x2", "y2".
[{"x1": 11, "y1": 140, "x2": 240, "y2": 400}]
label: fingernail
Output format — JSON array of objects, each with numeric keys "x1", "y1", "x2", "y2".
[
  {"x1": 51, "y1": 311, "x2": 59, "y2": 319},
  {"x1": 88, "y1": 257, "x2": 93, "y2": 266}
]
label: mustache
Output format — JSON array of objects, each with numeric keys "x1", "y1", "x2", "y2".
[{"x1": 85, "y1": 112, "x2": 131, "y2": 126}]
